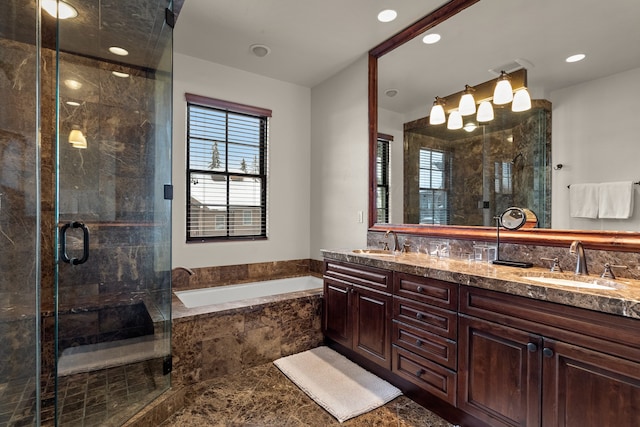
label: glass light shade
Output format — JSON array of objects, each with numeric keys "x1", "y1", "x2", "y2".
[
  {"x1": 493, "y1": 79, "x2": 513, "y2": 105},
  {"x1": 42, "y1": 0, "x2": 78, "y2": 19},
  {"x1": 512, "y1": 88, "x2": 532, "y2": 112},
  {"x1": 447, "y1": 110, "x2": 463, "y2": 130},
  {"x1": 477, "y1": 101, "x2": 494, "y2": 122},
  {"x1": 429, "y1": 103, "x2": 446, "y2": 125},
  {"x1": 69, "y1": 129, "x2": 87, "y2": 149},
  {"x1": 459, "y1": 93, "x2": 476, "y2": 116}
]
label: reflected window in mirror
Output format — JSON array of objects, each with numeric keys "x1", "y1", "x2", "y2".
[
  {"x1": 376, "y1": 133, "x2": 392, "y2": 223},
  {"x1": 418, "y1": 148, "x2": 450, "y2": 225}
]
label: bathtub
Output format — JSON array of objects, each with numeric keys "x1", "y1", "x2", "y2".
[{"x1": 174, "y1": 275, "x2": 323, "y2": 308}]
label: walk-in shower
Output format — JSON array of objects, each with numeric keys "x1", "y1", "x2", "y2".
[{"x1": 1, "y1": 1, "x2": 174, "y2": 425}]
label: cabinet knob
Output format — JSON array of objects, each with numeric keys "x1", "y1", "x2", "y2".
[
  {"x1": 416, "y1": 286, "x2": 424, "y2": 293},
  {"x1": 415, "y1": 368, "x2": 425, "y2": 377},
  {"x1": 416, "y1": 313, "x2": 424, "y2": 320},
  {"x1": 415, "y1": 339, "x2": 423, "y2": 347},
  {"x1": 543, "y1": 347, "x2": 554, "y2": 358},
  {"x1": 527, "y1": 342, "x2": 538, "y2": 352}
]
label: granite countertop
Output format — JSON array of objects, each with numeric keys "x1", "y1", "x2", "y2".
[{"x1": 321, "y1": 249, "x2": 640, "y2": 319}]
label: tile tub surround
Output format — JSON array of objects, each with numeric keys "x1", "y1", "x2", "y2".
[
  {"x1": 323, "y1": 248, "x2": 640, "y2": 319},
  {"x1": 171, "y1": 288, "x2": 323, "y2": 388}
]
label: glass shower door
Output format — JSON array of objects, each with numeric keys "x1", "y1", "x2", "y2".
[{"x1": 51, "y1": 1, "x2": 173, "y2": 425}]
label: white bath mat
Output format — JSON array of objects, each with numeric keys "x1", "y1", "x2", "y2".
[{"x1": 273, "y1": 346, "x2": 402, "y2": 423}]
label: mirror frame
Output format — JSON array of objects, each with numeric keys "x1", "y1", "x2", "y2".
[{"x1": 368, "y1": 0, "x2": 640, "y2": 252}]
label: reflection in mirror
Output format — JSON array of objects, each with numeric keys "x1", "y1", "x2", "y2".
[{"x1": 372, "y1": 0, "x2": 640, "y2": 236}]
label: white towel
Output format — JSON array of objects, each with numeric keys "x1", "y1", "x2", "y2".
[
  {"x1": 598, "y1": 181, "x2": 635, "y2": 219},
  {"x1": 569, "y1": 183, "x2": 599, "y2": 218}
]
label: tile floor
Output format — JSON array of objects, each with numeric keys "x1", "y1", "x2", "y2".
[{"x1": 161, "y1": 361, "x2": 455, "y2": 427}]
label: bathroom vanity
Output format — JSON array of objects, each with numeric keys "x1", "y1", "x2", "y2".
[{"x1": 322, "y1": 250, "x2": 640, "y2": 427}]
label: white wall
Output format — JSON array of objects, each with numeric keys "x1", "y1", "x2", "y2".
[
  {"x1": 310, "y1": 56, "x2": 369, "y2": 260},
  {"x1": 551, "y1": 67, "x2": 640, "y2": 231},
  {"x1": 172, "y1": 53, "x2": 311, "y2": 268},
  {"x1": 378, "y1": 107, "x2": 404, "y2": 224}
]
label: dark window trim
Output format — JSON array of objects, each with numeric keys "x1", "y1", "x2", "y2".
[
  {"x1": 376, "y1": 133, "x2": 392, "y2": 223},
  {"x1": 186, "y1": 94, "x2": 269, "y2": 243}
]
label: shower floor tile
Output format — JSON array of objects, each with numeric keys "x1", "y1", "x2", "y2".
[{"x1": 161, "y1": 362, "x2": 456, "y2": 427}]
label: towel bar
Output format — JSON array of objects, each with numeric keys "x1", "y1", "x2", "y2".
[{"x1": 567, "y1": 181, "x2": 640, "y2": 189}]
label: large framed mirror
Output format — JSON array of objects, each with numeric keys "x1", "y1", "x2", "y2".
[{"x1": 368, "y1": 0, "x2": 640, "y2": 251}]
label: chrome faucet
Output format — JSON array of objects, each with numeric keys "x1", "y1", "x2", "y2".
[
  {"x1": 384, "y1": 230, "x2": 399, "y2": 252},
  {"x1": 569, "y1": 240, "x2": 588, "y2": 275}
]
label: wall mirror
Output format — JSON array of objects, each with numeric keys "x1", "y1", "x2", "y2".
[{"x1": 368, "y1": 0, "x2": 640, "y2": 251}]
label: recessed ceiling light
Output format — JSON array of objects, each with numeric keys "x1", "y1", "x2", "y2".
[
  {"x1": 422, "y1": 33, "x2": 441, "y2": 44},
  {"x1": 112, "y1": 71, "x2": 130, "y2": 78},
  {"x1": 566, "y1": 53, "x2": 586, "y2": 63},
  {"x1": 250, "y1": 44, "x2": 271, "y2": 58},
  {"x1": 109, "y1": 46, "x2": 129, "y2": 56},
  {"x1": 377, "y1": 9, "x2": 397, "y2": 23},
  {"x1": 63, "y1": 79, "x2": 82, "y2": 90},
  {"x1": 42, "y1": 0, "x2": 78, "y2": 19},
  {"x1": 384, "y1": 89, "x2": 399, "y2": 97},
  {"x1": 66, "y1": 101, "x2": 80, "y2": 106}
]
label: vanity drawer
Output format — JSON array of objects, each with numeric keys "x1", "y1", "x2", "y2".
[
  {"x1": 324, "y1": 261, "x2": 392, "y2": 293},
  {"x1": 392, "y1": 320, "x2": 457, "y2": 369},
  {"x1": 394, "y1": 273, "x2": 458, "y2": 310},
  {"x1": 392, "y1": 345, "x2": 456, "y2": 405},
  {"x1": 393, "y1": 296, "x2": 457, "y2": 339}
]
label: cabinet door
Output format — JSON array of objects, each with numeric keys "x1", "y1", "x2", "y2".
[
  {"x1": 458, "y1": 315, "x2": 541, "y2": 427},
  {"x1": 353, "y1": 285, "x2": 391, "y2": 369},
  {"x1": 323, "y1": 278, "x2": 352, "y2": 348},
  {"x1": 543, "y1": 339, "x2": 640, "y2": 427}
]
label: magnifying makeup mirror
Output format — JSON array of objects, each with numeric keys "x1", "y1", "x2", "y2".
[{"x1": 492, "y1": 207, "x2": 538, "y2": 268}]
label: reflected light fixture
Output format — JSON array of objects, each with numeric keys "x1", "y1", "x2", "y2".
[
  {"x1": 108, "y1": 46, "x2": 129, "y2": 56},
  {"x1": 447, "y1": 110, "x2": 463, "y2": 130},
  {"x1": 493, "y1": 71, "x2": 513, "y2": 105},
  {"x1": 112, "y1": 71, "x2": 129, "y2": 78},
  {"x1": 66, "y1": 101, "x2": 80, "y2": 107},
  {"x1": 476, "y1": 101, "x2": 494, "y2": 122},
  {"x1": 463, "y1": 122, "x2": 477, "y2": 132},
  {"x1": 64, "y1": 79, "x2": 82, "y2": 90},
  {"x1": 69, "y1": 128, "x2": 87, "y2": 149},
  {"x1": 429, "y1": 97, "x2": 446, "y2": 125},
  {"x1": 42, "y1": 0, "x2": 78, "y2": 19},
  {"x1": 459, "y1": 85, "x2": 476, "y2": 116},
  {"x1": 377, "y1": 9, "x2": 397, "y2": 22},
  {"x1": 512, "y1": 88, "x2": 532, "y2": 112}
]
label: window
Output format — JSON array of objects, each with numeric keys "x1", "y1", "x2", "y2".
[
  {"x1": 376, "y1": 134, "x2": 392, "y2": 223},
  {"x1": 495, "y1": 161, "x2": 513, "y2": 194},
  {"x1": 419, "y1": 148, "x2": 450, "y2": 224},
  {"x1": 186, "y1": 94, "x2": 271, "y2": 241}
]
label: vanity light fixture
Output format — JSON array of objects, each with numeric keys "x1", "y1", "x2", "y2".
[
  {"x1": 476, "y1": 101, "x2": 494, "y2": 122},
  {"x1": 447, "y1": 110, "x2": 463, "y2": 130},
  {"x1": 493, "y1": 71, "x2": 513, "y2": 105},
  {"x1": 42, "y1": 0, "x2": 78, "y2": 19},
  {"x1": 458, "y1": 85, "x2": 476, "y2": 116},
  {"x1": 108, "y1": 46, "x2": 129, "y2": 56},
  {"x1": 512, "y1": 88, "x2": 532, "y2": 112},
  {"x1": 429, "y1": 97, "x2": 446, "y2": 125},
  {"x1": 69, "y1": 127, "x2": 87, "y2": 149},
  {"x1": 377, "y1": 9, "x2": 397, "y2": 23}
]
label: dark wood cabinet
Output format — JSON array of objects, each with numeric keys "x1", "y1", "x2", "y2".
[
  {"x1": 391, "y1": 273, "x2": 458, "y2": 405},
  {"x1": 323, "y1": 261, "x2": 392, "y2": 369},
  {"x1": 459, "y1": 286, "x2": 640, "y2": 427}
]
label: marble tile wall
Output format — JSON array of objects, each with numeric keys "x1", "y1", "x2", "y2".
[{"x1": 171, "y1": 293, "x2": 323, "y2": 388}]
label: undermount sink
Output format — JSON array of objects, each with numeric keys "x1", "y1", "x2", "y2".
[
  {"x1": 522, "y1": 275, "x2": 620, "y2": 290},
  {"x1": 352, "y1": 249, "x2": 396, "y2": 256}
]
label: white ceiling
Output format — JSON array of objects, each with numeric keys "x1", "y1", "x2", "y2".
[
  {"x1": 174, "y1": 0, "x2": 447, "y2": 87},
  {"x1": 175, "y1": 0, "x2": 640, "y2": 115}
]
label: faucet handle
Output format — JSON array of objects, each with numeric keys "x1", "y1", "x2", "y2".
[
  {"x1": 379, "y1": 241, "x2": 389, "y2": 251},
  {"x1": 601, "y1": 263, "x2": 628, "y2": 279},
  {"x1": 401, "y1": 240, "x2": 412, "y2": 253},
  {"x1": 541, "y1": 257, "x2": 563, "y2": 272}
]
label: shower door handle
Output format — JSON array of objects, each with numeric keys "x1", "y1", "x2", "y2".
[{"x1": 60, "y1": 221, "x2": 90, "y2": 265}]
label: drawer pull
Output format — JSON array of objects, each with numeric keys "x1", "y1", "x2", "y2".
[
  {"x1": 416, "y1": 286, "x2": 424, "y2": 293},
  {"x1": 415, "y1": 339, "x2": 423, "y2": 347},
  {"x1": 415, "y1": 368, "x2": 425, "y2": 377},
  {"x1": 416, "y1": 313, "x2": 424, "y2": 320},
  {"x1": 543, "y1": 347, "x2": 554, "y2": 358},
  {"x1": 527, "y1": 342, "x2": 538, "y2": 352}
]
